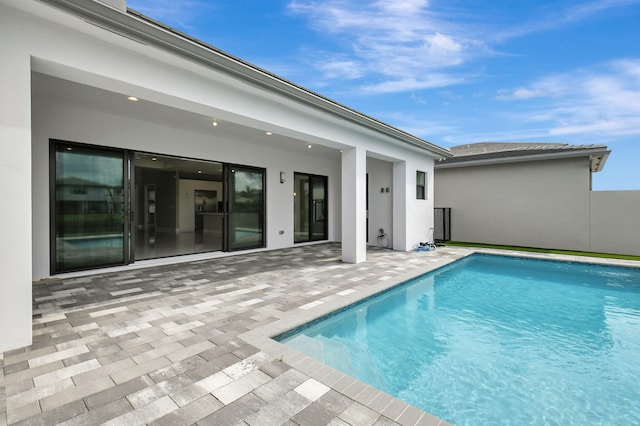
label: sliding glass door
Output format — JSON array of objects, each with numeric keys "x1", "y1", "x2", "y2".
[
  {"x1": 52, "y1": 142, "x2": 127, "y2": 273},
  {"x1": 294, "y1": 173, "x2": 328, "y2": 243},
  {"x1": 226, "y1": 165, "x2": 265, "y2": 250},
  {"x1": 51, "y1": 141, "x2": 266, "y2": 273}
]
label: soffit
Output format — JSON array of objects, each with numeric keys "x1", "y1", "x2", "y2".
[{"x1": 32, "y1": 72, "x2": 340, "y2": 158}]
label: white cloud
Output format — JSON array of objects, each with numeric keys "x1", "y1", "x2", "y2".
[
  {"x1": 287, "y1": 0, "x2": 490, "y2": 93},
  {"x1": 496, "y1": 59, "x2": 640, "y2": 139},
  {"x1": 317, "y1": 58, "x2": 364, "y2": 80},
  {"x1": 374, "y1": 0, "x2": 429, "y2": 15},
  {"x1": 496, "y1": 87, "x2": 542, "y2": 100},
  {"x1": 287, "y1": 0, "x2": 640, "y2": 94},
  {"x1": 361, "y1": 74, "x2": 465, "y2": 93}
]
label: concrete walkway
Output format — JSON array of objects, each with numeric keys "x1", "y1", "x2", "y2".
[{"x1": 1, "y1": 243, "x2": 471, "y2": 425}]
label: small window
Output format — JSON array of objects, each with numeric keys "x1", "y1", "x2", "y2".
[{"x1": 416, "y1": 171, "x2": 426, "y2": 200}]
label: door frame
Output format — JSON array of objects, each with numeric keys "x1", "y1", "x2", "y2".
[
  {"x1": 293, "y1": 172, "x2": 328, "y2": 243},
  {"x1": 50, "y1": 140, "x2": 132, "y2": 274}
]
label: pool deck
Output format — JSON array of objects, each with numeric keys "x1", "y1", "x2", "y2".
[{"x1": 2, "y1": 243, "x2": 638, "y2": 425}]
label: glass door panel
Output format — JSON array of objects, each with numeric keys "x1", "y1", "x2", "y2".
[
  {"x1": 294, "y1": 173, "x2": 328, "y2": 243},
  {"x1": 310, "y1": 176, "x2": 327, "y2": 240},
  {"x1": 53, "y1": 143, "x2": 126, "y2": 273},
  {"x1": 294, "y1": 174, "x2": 310, "y2": 243},
  {"x1": 133, "y1": 153, "x2": 223, "y2": 260},
  {"x1": 227, "y1": 165, "x2": 265, "y2": 250}
]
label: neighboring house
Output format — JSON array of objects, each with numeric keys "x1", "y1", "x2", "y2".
[
  {"x1": 0, "y1": 0, "x2": 451, "y2": 351},
  {"x1": 435, "y1": 142, "x2": 640, "y2": 256}
]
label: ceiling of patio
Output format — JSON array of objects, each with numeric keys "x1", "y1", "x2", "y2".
[{"x1": 31, "y1": 72, "x2": 340, "y2": 158}]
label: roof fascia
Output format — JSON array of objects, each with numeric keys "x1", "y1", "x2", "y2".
[
  {"x1": 435, "y1": 148, "x2": 611, "y2": 172},
  {"x1": 36, "y1": 0, "x2": 452, "y2": 158}
]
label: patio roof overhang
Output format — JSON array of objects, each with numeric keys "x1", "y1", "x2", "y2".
[{"x1": 36, "y1": 0, "x2": 453, "y2": 159}]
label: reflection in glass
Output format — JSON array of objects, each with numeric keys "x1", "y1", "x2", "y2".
[
  {"x1": 54, "y1": 145, "x2": 125, "y2": 272},
  {"x1": 294, "y1": 173, "x2": 327, "y2": 243},
  {"x1": 294, "y1": 174, "x2": 310, "y2": 243},
  {"x1": 230, "y1": 167, "x2": 264, "y2": 250}
]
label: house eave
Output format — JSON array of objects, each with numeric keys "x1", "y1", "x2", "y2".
[
  {"x1": 36, "y1": 0, "x2": 452, "y2": 158},
  {"x1": 435, "y1": 148, "x2": 611, "y2": 172}
]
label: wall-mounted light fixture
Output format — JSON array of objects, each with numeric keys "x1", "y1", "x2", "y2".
[{"x1": 280, "y1": 171, "x2": 286, "y2": 184}]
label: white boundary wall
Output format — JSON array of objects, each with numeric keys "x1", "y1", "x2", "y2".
[
  {"x1": 435, "y1": 159, "x2": 640, "y2": 256},
  {"x1": 589, "y1": 190, "x2": 640, "y2": 256}
]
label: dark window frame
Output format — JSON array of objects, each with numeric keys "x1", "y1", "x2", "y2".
[{"x1": 416, "y1": 170, "x2": 426, "y2": 200}]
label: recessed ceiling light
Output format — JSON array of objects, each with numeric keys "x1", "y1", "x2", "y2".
[
  {"x1": 212, "y1": 120, "x2": 218, "y2": 127},
  {"x1": 265, "y1": 131, "x2": 273, "y2": 136},
  {"x1": 197, "y1": 170, "x2": 202, "y2": 174},
  {"x1": 127, "y1": 96, "x2": 139, "y2": 102},
  {"x1": 151, "y1": 157, "x2": 157, "y2": 161},
  {"x1": 308, "y1": 144, "x2": 312, "y2": 149}
]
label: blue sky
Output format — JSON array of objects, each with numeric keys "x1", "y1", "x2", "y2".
[{"x1": 127, "y1": 0, "x2": 640, "y2": 190}]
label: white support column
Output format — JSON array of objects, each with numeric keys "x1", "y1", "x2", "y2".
[
  {"x1": 393, "y1": 157, "x2": 435, "y2": 252},
  {"x1": 341, "y1": 147, "x2": 367, "y2": 263},
  {"x1": 0, "y1": 41, "x2": 33, "y2": 351},
  {"x1": 392, "y1": 160, "x2": 409, "y2": 251}
]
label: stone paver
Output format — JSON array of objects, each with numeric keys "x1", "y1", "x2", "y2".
[{"x1": 1, "y1": 243, "x2": 471, "y2": 425}]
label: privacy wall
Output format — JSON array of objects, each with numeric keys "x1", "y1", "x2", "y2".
[
  {"x1": 589, "y1": 190, "x2": 640, "y2": 256},
  {"x1": 435, "y1": 159, "x2": 640, "y2": 256}
]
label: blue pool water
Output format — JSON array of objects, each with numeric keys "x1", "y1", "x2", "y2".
[{"x1": 278, "y1": 254, "x2": 640, "y2": 425}]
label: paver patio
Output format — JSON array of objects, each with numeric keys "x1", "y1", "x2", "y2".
[
  {"x1": 1, "y1": 243, "x2": 472, "y2": 425},
  {"x1": 3, "y1": 243, "x2": 640, "y2": 425}
]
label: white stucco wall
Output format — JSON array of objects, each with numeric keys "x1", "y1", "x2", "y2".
[
  {"x1": 590, "y1": 190, "x2": 640, "y2": 256},
  {"x1": 0, "y1": 19, "x2": 33, "y2": 351},
  {"x1": 435, "y1": 158, "x2": 592, "y2": 251},
  {"x1": 367, "y1": 157, "x2": 393, "y2": 247}
]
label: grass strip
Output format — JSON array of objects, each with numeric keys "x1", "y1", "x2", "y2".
[{"x1": 442, "y1": 241, "x2": 640, "y2": 262}]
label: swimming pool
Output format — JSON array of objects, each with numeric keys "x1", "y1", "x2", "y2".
[{"x1": 278, "y1": 254, "x2": 640, "y2": 425}]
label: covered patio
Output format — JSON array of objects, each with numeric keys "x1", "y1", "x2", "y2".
[{"x1": 1, "y1": 244, "x2": 467, "y2": 425}]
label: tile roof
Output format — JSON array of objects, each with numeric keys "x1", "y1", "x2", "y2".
[
  {"x1": 448, "y1": 142, "x2": 607, "y2": 157},
  {"x1": 436, "y1": 142, "x2": 611, "y2": 172}
]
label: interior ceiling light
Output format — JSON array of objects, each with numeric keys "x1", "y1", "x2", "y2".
[
  {"x1": 265, "y1": 131, "x2": 273, "y2": 136},
  {"x1": 127, "y1": 96, "x2": 139, "y2": 102},
  {"x1": 212, "y1": 120, "x2": 218, "y2": 127},
  {"x1": 308, "y1": 144, "x2": 312, "y2": 149}
]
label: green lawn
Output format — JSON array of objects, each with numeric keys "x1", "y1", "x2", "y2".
[{"x1": 442, "y1": 241, "x2": 640, "y2": 262}]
